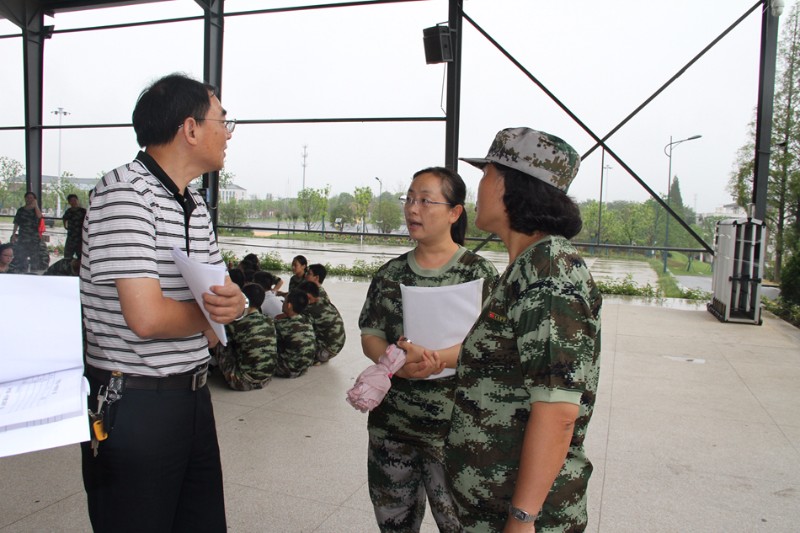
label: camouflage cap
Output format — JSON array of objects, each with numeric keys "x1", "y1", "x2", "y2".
[{"x1": 461, "y1": 127, "x2": 581, "y2": 192}]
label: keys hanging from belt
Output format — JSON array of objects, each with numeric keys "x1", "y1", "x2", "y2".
[{"x1": 89, "y1": 371, "x2": 124, "y2": 456}]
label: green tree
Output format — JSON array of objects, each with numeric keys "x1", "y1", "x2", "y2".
[
  {"x1": 328, "y1": 192, "x2": 356, "y2": 229},
  {"x1": 0, "y1": 156, "x2": 24, "y2": 211},
  {"x1": 729, "y1": 3, "x2": 800, "y2": 281},
  {"x1": 615, "y1": 201, "x2": 655, "y2": 246},
  {"x1": 44, "y1": 171, "x2": 87, "y2": 215},
  {"x1": 374, "y1": 192, "x2": 402, "y2": 233},
  {"x1": 219, "y1": 197, "x2": 247, "y2": 227},
  {"x1": 353, "y1": 186, "x2": 372, "y2": 233},
  {"x1": 296, "y1": 185, "x2": 330, "y2": 230}
]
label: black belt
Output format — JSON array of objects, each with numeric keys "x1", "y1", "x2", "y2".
[{"x1": 87, "y1": 364, "x2": 209, "y2": 391}]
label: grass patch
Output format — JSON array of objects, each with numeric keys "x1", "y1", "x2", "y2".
[
  {"x1": 595, "y1": 275, "x2": 658, "y2": 297},
  {"x1": 645, "y1": 259, "x2": 712, "y2": 300},
  {"x1": 662, "y1": 250, "x2": 712, "y2": 276},
  {"x1": 762, "y1": 297, "x2": 800, "y2": 328},
  {"x1": 221, "y1": 249, "x2": 384, "y2": 279}
]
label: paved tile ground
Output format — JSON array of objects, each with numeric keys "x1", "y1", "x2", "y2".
[{"x1": 2, "y1": 278, "x2": 799, "y2": 532}]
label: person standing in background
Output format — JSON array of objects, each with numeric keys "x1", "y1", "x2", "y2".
[
  {"x1": 10, "y1": 191, "x2": 43, "y2": 271},
  {"x1": 62, "y1": 193, "x2": 86, "y2": 259}
]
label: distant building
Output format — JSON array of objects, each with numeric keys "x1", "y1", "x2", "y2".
[
  {"x1": 12, "y1": 173, "x2": 98, "y2": 192},
  {"x1": 219, "y1": 183, "x2": 247, "y2": 203},
  {"x1": 11, "y1": 174, "x2": 248, "y2": 203},
  {"x1": 698, "y1": 203, "x2": 747, "y2": 221}
]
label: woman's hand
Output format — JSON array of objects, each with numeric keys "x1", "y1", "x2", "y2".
[
  {"x1": 400, "y1": 349, "x2": 446, "y2": 379},
  {"x1": 394, "y1": 338, "x2": 446, "y2": 379},
  {"x1": 396, "y1": 337, "x2": 424, "y2": 363}
]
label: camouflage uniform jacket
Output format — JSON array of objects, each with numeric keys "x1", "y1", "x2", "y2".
[
  {"x1": 304, "y1": 299, "x2": 346, "y2": 355},
  {"x1": 44, "y1": 257, "x2": 77, "y2": 276},
  {"x1": 288, "y1": 274, "x2": 304, "y2": 293},
  {"x1": 317, "y1": 285, "x2": 329, "y2": 304},
  {"x1": 221, "y1": 311, "x2": 277, "y2": 386},
  {"x1": 274, "y1": 314, "x2": 316, "y2": 378},
  {"x1": 62, "y1": 206, "x2": 87, "y2": 257},
  {"x1": 13, "y1": 206, "x2": 40, "y2": 243},
  {"x1": 445, "y1": 236, "x2": 602, "y2": 532},
  {"x1": 358, "y1": 246, "x2": 498, "y2": 448}
]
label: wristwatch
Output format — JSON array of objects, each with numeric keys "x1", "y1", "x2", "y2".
[
  {"x1": 233, "y1": 294, "x2": 250, "y2": 321},
  {"x1": 509, "y1": 504, "x2": 540, "y2": 523}
]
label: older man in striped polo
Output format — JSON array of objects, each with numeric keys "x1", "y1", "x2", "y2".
[{"x1": 80, "y1": 73, "x2": 245, "y2": 533}]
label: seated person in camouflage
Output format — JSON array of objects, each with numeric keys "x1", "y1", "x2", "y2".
[
  {"x1": 274, "y1": 289, "x2": 316, "y2": 378},
  {"x1": 44, "y1": 256, "x2": 80, "y2": 276},
  {"x1": 215, "y1": 283, "x2": 277, "y2": 391},
  {"x1": 253, "y1": 271, "x2": 285, "y2": 318},
  {"x1": 304, "y1": 263, "x2": 331, "y2": 303},
  {"x1": 277, "y1": 254, "x2": 308, "y2": 297},
  {"x1": 0, "y1": 244, "x2": 14, "y2": 273},
  {"x1": 62, "y1": 194, "x2": 86, "y2": 259},
  {"x1": 297, "y1": 280, "x2": 345, "y2": 363}
]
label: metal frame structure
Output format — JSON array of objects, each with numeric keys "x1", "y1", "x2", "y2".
[{"x1": 0, "y1": 0, "x2": 783, "y2": 246}]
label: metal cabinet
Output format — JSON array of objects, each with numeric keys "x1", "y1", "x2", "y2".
[{"x1": 707, "y1": 218, "x2": 767, "y2": 325}]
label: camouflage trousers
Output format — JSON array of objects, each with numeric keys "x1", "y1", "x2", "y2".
[
  {"x1": 368, "y1": 434, "x2": 462, "y2": 533},
  {"x1": 63, "y1": 234, "x2": 82, "y2": 260},
  {"x1": 11, "y1": 239, "x2": 47, "y2": 272},
  {"x1": 215, "y1": 350, "x2": 269, "y2": 391}
]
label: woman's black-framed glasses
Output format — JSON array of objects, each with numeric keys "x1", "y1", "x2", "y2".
[{"x1": 399, "y1": 196, "x2": 452, "y2": 209}]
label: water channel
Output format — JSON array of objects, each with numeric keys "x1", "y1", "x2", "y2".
[{"x1": 6, "y1": 222, "x2": 738, "y2": 306}]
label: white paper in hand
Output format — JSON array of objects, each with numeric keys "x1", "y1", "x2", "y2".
[
  {"x1": 171, "y1": 247, "x2": 228, "y2": 346},
  {"x1": 401, "y1": 278, "x2": 484, "y2": 379}
]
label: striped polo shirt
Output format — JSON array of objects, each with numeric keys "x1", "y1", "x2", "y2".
[{"x1": 80, "y1": 152, "x2": 223, "y2": 377}]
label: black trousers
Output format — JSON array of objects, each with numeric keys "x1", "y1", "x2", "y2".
[{"x1": 81, "y1": 374, "x2": 226, "y2": 533}]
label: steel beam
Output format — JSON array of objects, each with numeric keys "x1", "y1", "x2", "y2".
[
  {"x1": 196, "y1": 0, "x2": 224, "y2": 229},
  {"x1": 444, "y1": 0, "x2": 463, "y2": 171},
  {"x1": 753, "y1": 1, "x2": 781, "y2": 220}
]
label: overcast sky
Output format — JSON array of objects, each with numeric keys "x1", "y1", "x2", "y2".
[{"x1": 0, "y1": 0, "x2": 774, "y2": 213}]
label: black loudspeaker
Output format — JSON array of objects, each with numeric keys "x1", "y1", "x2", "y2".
[{"x1": 423, "y1": 25, "x2": 453, "y2": 64}]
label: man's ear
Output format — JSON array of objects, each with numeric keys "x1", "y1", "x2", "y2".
[{"x1": 179, "y1": 117, "x2": 201, "y2": 146}]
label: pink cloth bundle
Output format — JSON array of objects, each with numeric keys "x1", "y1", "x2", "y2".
[{"x1": 346, "y1": 344, "x2": 407, "y2": 412}]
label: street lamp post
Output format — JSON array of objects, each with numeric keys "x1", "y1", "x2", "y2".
[
  {"x1": 374, "y1": 176, "x2": 382, "y2": 233},
  {"x1": 596, "y1": 148, "x2": 612, "y2": 247},
  {"x1": 52, "y1": 107, "x2": 70, "y2": 216},
  {"x1": 663, "y1": 134, "x2": 702, "y2": 273}
]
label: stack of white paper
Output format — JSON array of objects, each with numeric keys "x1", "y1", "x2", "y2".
[
  {"x1": 401, "y1": 278, "x2": 484, "y2": 379},
  {"x1": 171, "y1": 247, "x2": 228, "y2": 346},
  {"x1": 0, "y1": 275, "x2": 88, "y2": 457}
]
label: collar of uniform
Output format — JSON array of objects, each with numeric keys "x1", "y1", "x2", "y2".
[
  {"x1": 135, "y1": 150, "x2": 198, "y2": 253},
  {"x1": 134, "y1": 151, "x2": 197, "y2": 212}
]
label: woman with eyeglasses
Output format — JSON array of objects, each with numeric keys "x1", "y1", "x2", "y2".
[
  {"x1": 358, "y1": 166, "x2": 498, "y2": 532},
  {"x1": 0, "y1": 243, "x2": 15, "y2": 273}
]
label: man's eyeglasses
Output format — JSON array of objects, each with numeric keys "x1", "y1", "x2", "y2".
[
  {"x1": 178, "y1": 118, "x2": 237, "y2": 133},
  {"x1": 399, "y1": 196, "x2": 452, "y2": 208},
  {"x1": 203, "y1": 119, "x2": 237, "y2": 133}
]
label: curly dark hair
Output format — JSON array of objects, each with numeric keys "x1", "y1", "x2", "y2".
[{"x1": 496, "y1": 163, "x2": 583, "y2": 239}]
